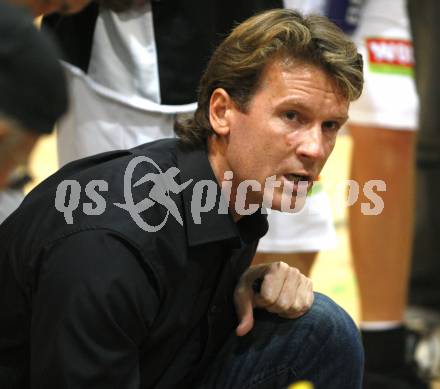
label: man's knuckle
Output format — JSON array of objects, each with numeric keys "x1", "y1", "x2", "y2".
[
  {"x1": 291, "y1": 267, "x2": 300, "y2": 277},
  {"x1": 291, "y1": 302, "x2": 302, "y2": 312},
  {"x1": 263, "y1": 294, "x2": 276, "y2": 306},
  {"x1": 295, "y1": 296, "x2": 310, "y2": 311},
  {"x1": 263, "y1": 273, "x2": 273, "y2": 284},
  {"x1": 280, "y1": 261, "x2": 289, "y2": 270},
  {"x1": 303, "y1": 298, "x2": 312, "y2": 309},
  {"x1": 273, "y1": 261, "x2": 287, "y2": 272},
  {"x1": 279, "y1": 298, "x2": 291, "y2": 311}
]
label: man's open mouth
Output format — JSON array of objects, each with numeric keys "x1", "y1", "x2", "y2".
[{"x1": 283, "y1": 173, "x2": 311, "y2": 185}]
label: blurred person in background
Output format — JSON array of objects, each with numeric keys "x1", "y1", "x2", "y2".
[
  {"x1": 406, "y1": 0, "x2": 440, "y2": 381},
  {"x1": 346, "y1": 0, "x2": 423, "y2": 387},
  {"x1": 0, "y1": 1, "x2": 68, "y2": 223},
  {"x1": 0, "y1": 0, "x2": 147, "y2": 224},
  {"x1": 284, "y1": 1, "x2": 426, "y2": 388}
]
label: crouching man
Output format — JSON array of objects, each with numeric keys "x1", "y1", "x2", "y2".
[{"x1": 0, "y1": 9, "x2": 364, "y2": 389}]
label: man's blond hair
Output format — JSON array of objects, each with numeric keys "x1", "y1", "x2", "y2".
[{"x1": 176, "y1": 8, "x2": 363, "y2": 146}]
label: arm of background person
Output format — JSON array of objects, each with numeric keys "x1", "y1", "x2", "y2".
[
  {"x1": 0, "y1": 122, "x2": 39, "y2": 189},
  {"x1": 30, "y1": 230, "x2": 160, "y2": 389}
]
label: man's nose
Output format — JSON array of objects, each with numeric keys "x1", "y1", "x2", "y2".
[{"x1": 295, "y1": 125, "x2": 326, "y2": 161}]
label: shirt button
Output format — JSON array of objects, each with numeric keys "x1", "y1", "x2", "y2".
[{"x1": 209, "y1": 305, "x2": 218, "y2": 315}]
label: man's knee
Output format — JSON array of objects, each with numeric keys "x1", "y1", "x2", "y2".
[{"x1": 306, "y1": 293, "x2": 364, "y2": 366}]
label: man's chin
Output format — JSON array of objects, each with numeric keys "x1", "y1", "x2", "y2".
[{"x1": 265, "y1": 194, "x2": 308, "y2": 213}]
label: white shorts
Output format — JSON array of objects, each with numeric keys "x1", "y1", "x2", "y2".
[
  {"x1": 349, "y1": 0, "x2": 419, "y2": 130},
  {"x1": 257, "y1": 186, "x2": 337, "y2": 253}
]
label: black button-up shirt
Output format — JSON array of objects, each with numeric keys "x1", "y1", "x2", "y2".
[{"x1": 0, "y1": 139, "x2": 268, "y2": 389}]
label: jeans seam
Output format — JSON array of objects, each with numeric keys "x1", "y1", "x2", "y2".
[{"x1": 243, "y1": 363, "x2": 297, "y2": 389}]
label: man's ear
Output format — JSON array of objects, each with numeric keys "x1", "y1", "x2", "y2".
[{"x1": 209, "y1": 88, "x2": 235, "y2": 136}]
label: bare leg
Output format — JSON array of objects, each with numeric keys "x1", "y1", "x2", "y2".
[
  {"x1": 252, "y1": 252, "x2": 317, "y2": 277},
  {"x1": 349, "y1": 125, "x2": 415, "y2": 322}
]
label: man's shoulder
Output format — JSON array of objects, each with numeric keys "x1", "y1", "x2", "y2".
[
  {"x1": 0, "y1": 139, "x2": 184, "y2": 261},
  {"x1": 26, "y1": 138, "x2": 180, "y2": 205}
]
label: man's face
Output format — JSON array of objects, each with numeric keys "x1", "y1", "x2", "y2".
[{"x1": 213, "y1": 59, "x2": 349, "y2": 213}]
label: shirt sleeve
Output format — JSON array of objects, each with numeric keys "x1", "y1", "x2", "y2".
[{"x1": 30, "y1": 230, "x2": 159, "y2": 389}]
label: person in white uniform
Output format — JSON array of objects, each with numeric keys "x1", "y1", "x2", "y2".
[
  {"x1": 284, "y1": 1, "x2": 426, "y2": 387},
  {"x1": 347, "y1": 1, "x2": 424, "y2": 388}
]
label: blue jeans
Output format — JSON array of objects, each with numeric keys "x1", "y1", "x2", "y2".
[{"x1": 198, "y1": 293, "x2": 363, "y2": 389}]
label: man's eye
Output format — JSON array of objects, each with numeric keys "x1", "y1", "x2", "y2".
[
  {"x1": 284, "y1": 111, "x2": 298, "y2": 121},
  {"x1": 322, "y1": 121, "x2": 340, "y2": 131}
]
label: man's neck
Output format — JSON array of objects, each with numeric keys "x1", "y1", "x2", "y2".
[{"x1": 207, "y1": 136, "x2": 243, "y2": 222}]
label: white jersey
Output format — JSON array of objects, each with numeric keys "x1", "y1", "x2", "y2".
[
  {"x1": 349, "y1": 0, "x2": 419, "y2": 129},
  {"x1": 284, "y1": 0, "x2": 418, "y2": 129}
]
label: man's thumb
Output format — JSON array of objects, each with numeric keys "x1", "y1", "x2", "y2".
[{"x1": 235, "y1": 292, "x2": 254, "y2": 337}]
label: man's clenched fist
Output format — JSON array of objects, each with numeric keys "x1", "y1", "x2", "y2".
[{"x1": 234, "y1": 261, "x2": 314, "y2": 336}]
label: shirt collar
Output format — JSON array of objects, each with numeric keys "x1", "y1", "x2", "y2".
[{"x1": 176, "y1": 142, "x2": 268, "y2": 248}]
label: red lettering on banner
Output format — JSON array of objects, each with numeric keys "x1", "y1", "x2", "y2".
[{"x1": 366, "y1": 38, "x2": 414, "y2": 67}]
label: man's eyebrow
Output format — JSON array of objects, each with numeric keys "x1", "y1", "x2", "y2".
[
  {"x1": 329, "y1": 115, "x2": 349, "y2": 123},
  {"x1": 277, "y1": 99, "x2": 313, "y2": 114},
  {"x1": 277, "y1": 99, "x2": 349, "y2": 122}
]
